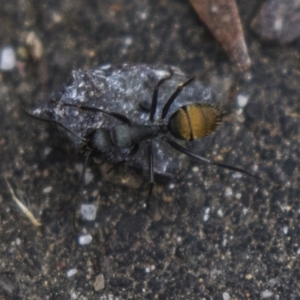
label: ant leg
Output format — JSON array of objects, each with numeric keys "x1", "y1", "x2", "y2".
[
  {"x1": 22, "y1": 109, "x2": 85, "y2": 142},
  {"x1": 164, "y1": 137, "x2": 261, "y2": 180},
  {"x1": 73, "y1": 149, "x2": 92, "y2": 229},
  {"x1": 161, "y1": 76, "x2": 196, "y2": 120},
  {"x1": 146, "y1": 141, "x2": 155, "y2": 209},
  {"x1": 62, "y1": 103, "x2": 131, "y2": 125},
  {"x1": 80, "y1": 149, "x2": 92, "y2": 188},
  {"x1": 106, "y1": 144, "x2": 140, "y2": 174},
  {"x1": 149, "y1": 71, "x2": 173, "y2": 122}
]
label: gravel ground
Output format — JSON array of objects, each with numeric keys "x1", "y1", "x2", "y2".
[{"x1": 1, "y1": 1, "x2": 299, "y2": 299}]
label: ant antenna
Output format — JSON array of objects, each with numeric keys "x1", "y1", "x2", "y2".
[
  {"x1": 61, "y1": 103, "x2": 131, "y2": 125},
  {"x1": 22, "y1": 109, "x2": 86, "y2": 142},
  {"x1": 149, "y1": 72, "x2": 173, "y2": 121},
  {"x1": 73, "y1": 149, "x2": 92, "y2": 229}
]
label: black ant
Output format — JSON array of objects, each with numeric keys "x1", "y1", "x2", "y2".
[{"x1": 25, "y1": 69, "x2": 260, "y2": 210}]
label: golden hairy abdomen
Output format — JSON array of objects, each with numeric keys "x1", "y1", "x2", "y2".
[{"x1": 169, "y1": 104, "x2": 223, "y2": 141}]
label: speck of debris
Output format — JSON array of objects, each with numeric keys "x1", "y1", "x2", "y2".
[
  {"x1": 43, "y1": 147, "x2": 52, "y2": 157},
  {"x1": 26, "y1": 31, "x2": 44, "y2": 61},
  {"x1": 203, "y1": 207, "x2": 210, "y2": 222},
  {"x1": 84, "y1": 171, "x2": 94, "y2": 184},
  {"x1": 217, "y1": 209, "x2": 224, "y2": 217},
  {"x1": 169, "y1": 183, "x2": 175, "y2": 189},
  {"x1": 232, "y1": 172, "x2": 242, "y2": 179},
  {"x1": 225, "y1": 187, "x2": 233, "y2": 197},
  {"x1": 42, "y1": 186, "x2": 52, "y2": 194},
  {"x1": 192, "y1": 166, "x2": 199, "y2": 172},
  {"x1": 268, "y1": 279, "x2": 277, "y2": 287},
  {"x1": 235, "y1": 192, "x2": 242, "y2": 199},
  {"x1": 94, "y1": 274, "x2": 105, "y2": 291}
]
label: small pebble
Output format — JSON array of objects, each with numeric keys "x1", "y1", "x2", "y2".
[
  {"x1": 66, "y1": 268, "x2": 77, "y2": 277},
  {"x1": 237, "y1": 94, "x2": 249, "y2": 108},
  {"x1": 203, "y1": 207, "x2": 210, "y2": 222},
  {"x1": 43, "y1": 186, "x2": 52, "y2": 194},
  {"x1": 261, "y1": 290, "x2": 274, "y2": 298},
  {"x1": 217, "y1": 209, "x2": 224, "y2": 217},
  {"x1": 225, "y1": 187, "x2": 233, "y2": 197},
  {"x1": 78, "y1": 234, "x2": 92, "y2": 245},
  {"x1": 43, "y1": 147, "x2": 52, "y2": 157},
  {"x1": 222, "y1": 292, "x2": 231, "y2": 300},
  {"x1": 84, "y1": 171, "x2": 94, "y2": 184},
  {"x1": 80, "y1": 204, "x2": 97, "y2": 221},
  {"x1": 94, "y1": 274, "x2": 105, "y2": 291},
  {"x1": 26, "y1": 31, "x2": 43, "y2": 61},
  {"x1": 0, "y1": 46, "x2": 16, "y2": 71},
  {"x1": 268, "y1": 279, "x2": 277, "y2": 287},
  {"x1": 177, "y1": 236, "x2": 182, "y2": 243}
]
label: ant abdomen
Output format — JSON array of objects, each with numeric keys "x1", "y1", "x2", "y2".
[{"x1": 168, "y1": 103, "x2": 223, "y2": 141}]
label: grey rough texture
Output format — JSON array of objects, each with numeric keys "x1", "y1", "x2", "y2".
[{"x1": 0, "y1": 0, "x2": 299, "y2": 299}]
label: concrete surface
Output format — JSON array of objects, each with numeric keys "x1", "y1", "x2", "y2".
[{"x1": 0, "y1": 1, "x2": 299, "y2": 299}]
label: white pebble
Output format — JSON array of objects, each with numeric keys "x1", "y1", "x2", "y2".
[
  {"x1": 78, "y1": 234, "x2": 92, "y2": 245},
  {"x1": 0, "y1": 46, "x2": 16, "y2": 71},
  {"x1": 261, "y1": 290, "x2": 274, "y2": 298},
  {"x1": 222, "y1": 292, "x2": 231, "y2": 300},
  {"x1": 236, "y1": 94, "x2": 249, "y2": 108},
  {"x1": 169, "y1": 183, "x2": 175, "y2": 189},
  {"x1": 66, "y1": 268, "x2": 77, "y2": 277}
]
